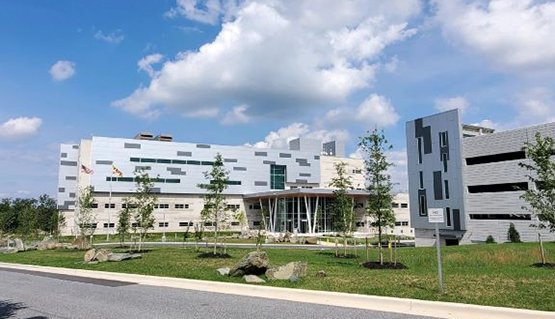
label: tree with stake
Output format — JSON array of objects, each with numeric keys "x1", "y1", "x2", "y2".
[
  {"x1": 198, "y1": 154, "x2": 230, "y2": 256},
  {"x1": 77, "y1": 186, "x2": 96, "y2": 248},
  {"x1": 133, "y1": 171, "x2": 157, "y2": 252},
  {"x1": 117, "y1": 198, "x2": 133, "y2": 247},
  {"x1": 519, "y1": 132, "x2": 555, "y2": 264},
  {"x1": 328, "y1": 161, "x2": 355, "y2": 257},
  {"x1": 359, "y1": 129, "x2": 396, "y2": 265}
]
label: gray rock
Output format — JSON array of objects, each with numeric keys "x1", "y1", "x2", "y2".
[
  {"x1": 0, "y1": 247, "x2": 18, "y2": 254},
  {"x1": 243, "y1": 275, "x2": 266, "y2": 283},
  {"x1": 316, "y1": 270, "x2": 326, "y2": 278},
  {"x1": 306, "y1": 237, "x2": 318, "y2": 245},
  {"x1": 38, "y1": 236, "x2": 58, "y2": 250},
  {"x1": 84, "y1": 249, "x2": 96, "y2": 263},
  {"x1": 108, "y1": 253, "x2": 142, "y2": 262},
  {"x1": 94, "y1": 249, "x2": 112, "y2": 263},
  {"x1": 289, "y1": 275, "x2": 300, "y2": 283},
  {"x1": 266, "y1": 261, "x2": 308, "y2": 281},
  {"x1": 229, "y1": 251, "x2": 269, "y2": 277},
  {"x1": 216, "y1": 267, "x2": 231, "y2": 276},
  {"x1": 14, "y1": 238, "x2": 25, "y2": 252},
  {"x1": 289, "y1": 236, "x2": 297, "y2": 244}
]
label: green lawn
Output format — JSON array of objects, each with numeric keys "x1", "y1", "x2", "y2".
[{"x1": 1, "y1": 242, "x2": 554, "y2": 311}]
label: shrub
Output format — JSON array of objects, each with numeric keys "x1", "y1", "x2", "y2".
[
  {"x1": 507, "y1": 223, "x2": 521, "y2": 243},
  {"x1": 486, "y1": 235, "x2": 496, "y2": 244}
]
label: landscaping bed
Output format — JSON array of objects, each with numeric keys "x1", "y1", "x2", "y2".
[{"x1": 0, "y1": 242, "x2": 554, "y2": 311}]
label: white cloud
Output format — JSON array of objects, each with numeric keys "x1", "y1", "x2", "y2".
[
  {"x1": 115, "y1": 0, "x2": 421, "y2": 120},
  {"x1": 165, "y1": 0, "x2": 236, "y2": 24},
  {"x1": 319, "y1": 94, "x2": 399, "y2": 128},
  {"x1": 349, "y1": 147, "x2": 408, "y2": 192},
  {"x1": 384, "y1": 56, "x2": 399, "y2": 73},
  {"x1": 433, "y1": 0, "x2": 555, "y2": 74},
  {"x1": 513, "y1": 87, "x2": 555, "y2": 126},
  {"x1": 434, "y1": 96, "x2": 469, "y2": 114},
  {"x1": 0, "y1": 117, "x2": 42, "y2": 140},
  {"x1": 49, "y1": 60, "x2": 76, "y2": 81},
  {"x1": 94, "y1": 29, "x2": 124, "y2": 44},
  {"x1": 138, "y1": 54, "x2": 164, "y2": 78},
  {"x1": 246, "y1": 122, "x2": 348, "y2": 149},
  {"x1": 221, "y1": 104, "x2": 250, "y2": 125}
]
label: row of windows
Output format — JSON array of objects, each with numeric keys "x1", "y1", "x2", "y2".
[
  {"x1": 94, "y1": 203, "x2": 190, "y2": 209},
  {"x1": 209, "y1": 180, "x2": 242, "y2": 186},
  {"x1": 466, "y1": 151, "x2": 526, "y2": 166},
  {"x1": 290, "y1": 186, "x2": 314, "y2": 189},
  {"x1": 468, "y1": 182, "x2": 528, "y2": 194},
  {"x1": 395, "y1": 221, "x2": 410, "y2": 226},
  {"x1": 100, "y1": 221, "x2": 252, "y2": 228},
  {"x1": 106, "y1": 177, "x2": 181, "y2": 183},
  {"x1": 130, "y1": 157, "x2": 215, "y2": 166},
  {"x1": 391, "y1": 202, "x2": 408, "y2": 208},
  {"x1": 469, "y1": 214, "x2": 531, "y2": 220},
  {"x1": 249, "y1": 204, "x2": 262, "y2": 210}
]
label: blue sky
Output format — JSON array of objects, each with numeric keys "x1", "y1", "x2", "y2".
[{"x1": 1, "y1": 0, "x2": 554, "y2": 198}]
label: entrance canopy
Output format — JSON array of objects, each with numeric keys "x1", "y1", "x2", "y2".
[{"x1": 244, "y1": 188, "x2": 369, "y2": 234}]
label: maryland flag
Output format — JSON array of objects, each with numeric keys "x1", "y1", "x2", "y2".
[{"x1": 111, "y1": 164, "x2": 123, "y2": 177}]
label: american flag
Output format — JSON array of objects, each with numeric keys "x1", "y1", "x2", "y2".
[{"x1": 81, "y1": 164, "x2": 93, "y2": 175}]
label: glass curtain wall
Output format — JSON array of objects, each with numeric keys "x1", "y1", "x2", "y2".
[{"x1": 263, "y1": 196, "x2": 336, "y2": 233}]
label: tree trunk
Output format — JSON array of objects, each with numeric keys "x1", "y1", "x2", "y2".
[
  {"x1": 365, "y1": 237, "x2": 369, "y2": 262},
  {"x1": 343, "y1": 236, "x2": 347, "y2": 257},
  {"x1": 335, "y1": 238, "x2": 339, "y2": 257},
  {"x1": 353, "y1": 238, "x2": 357, "y2": 257},
  {"x1": 394, "y1": 235, "x2": 398, "y2": 266},
  {"x1": 539, "y1": 233, "x2": 546, "y2": 265},
  {"x1": 378, "y1": 225, "x2": 383, "y2": 265}
]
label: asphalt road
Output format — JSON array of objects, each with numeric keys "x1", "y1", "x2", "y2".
[{"x1": 0, "y1": 267, "x2": 433, "y2": 319}]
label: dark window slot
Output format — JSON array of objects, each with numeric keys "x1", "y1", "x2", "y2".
[
  {"x1": 468, "y1": 182, "x2": 528, "y2": 194},
  {"x1": 466, "y1": 151, "x2": 526, "y2": 165}
]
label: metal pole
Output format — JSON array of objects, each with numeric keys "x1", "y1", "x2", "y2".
[{"x1": 435, "y1": 223, "x2": 444, "y2": 294}]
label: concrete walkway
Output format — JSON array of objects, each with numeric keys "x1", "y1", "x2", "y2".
[{"x1": 0, "y1": 262, "x2": 551, "y2": 319}]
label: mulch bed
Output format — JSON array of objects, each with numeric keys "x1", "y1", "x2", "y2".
[
  {"x1": 531, "y1": 263, "x2": 555, "y2": 268},
  {"x1": 197, "y1": 252, "x2": 233, "y2": 259},
  {"x1": 362, "y1": 261, "x2": 408, "y2": 270}
]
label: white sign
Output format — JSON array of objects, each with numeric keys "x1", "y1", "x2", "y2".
[{"x1": 428, "y1": 208, "x2": 445, "y2": 223}]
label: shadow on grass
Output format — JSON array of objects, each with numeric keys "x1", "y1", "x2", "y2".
[
  {"x1": 531, "y1": 263, "x2": 555, "y2": 269},
  {"x1": 362, "y1": 261, "x2": 408, "y2": 270},
  {"x1": 0, "y1": 300, "x2": 26, "y2": 319}
]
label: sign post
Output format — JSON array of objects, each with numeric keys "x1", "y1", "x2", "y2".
[{"x1": 428, "y1": 208, "x2": 444, "y2": 294}]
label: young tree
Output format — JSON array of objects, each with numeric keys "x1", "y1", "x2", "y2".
[
  {"x1": 328, "y1": 161, "x2": 355, "y2": 257},
  {"x1": 133, "y1": 171, "x2": 157, "y2": 252},
  {"x1": 16, "y1": 198, "x2": 38, "y2": 239},
  {"x1": 36, "y1": 195, "x2": 58, "y2": 234},
  {"x1": 77, "y1": 186, "x2": 97, "y2": 247},
  {"x1": 117, "y1": 198, "x2": 133, "y2": 246},
  {"x1": 359, "y1": 129, "x2": 396, "y2": 265},
  {"x1": 520, "y1": 132, "x2": 555, "y2": 232},
  {"x1": 51, "y1": 209, "x2": 66, "y2": 241},
  {"x1": 256, "y1": 208, "x2": 268, "y2": 252},
  {"x1": 198, "y1": 154, "x2": 230, "y2": 256},
  {"x1": 0, "y1": 198, "x2": 18, "y2": 234}
]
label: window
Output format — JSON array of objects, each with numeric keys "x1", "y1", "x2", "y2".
[
  {"x1": 419, "y1": 171, "x2": 424, "y2": 189},
  {"x1": 442, "y1": 153, "x2": 448, "y2": 173},
  {"x1": 227, "y1": 204, "x2": 240, "y2": 210},
  {"x1": 356, "y1": 222, "x2": 365, "y2": 227},
  {"x1": 165, "y1": 179, "x2": 180, "y2": 184},
  {"x1": 122, "y1": 203, "x2": 137, "y2": 209},
  {"x1": 352, "y1": 169, "x2": 362, "y2": 174},
  {"x1": 201, "y1": 161, "x2": 215, "y2": 166},
  {"x1": 468, "y1": 182, "x2": 528, "y2": 194},
  {"x1": 131, "y1": 222, "x2": 139, "y2": 228},
  {"x1": 141, "y1": 158, "x2": 156, "y2": 163},
  {"x1": 444, "y1": 180, "x2": 450, "y2": 199},
  {"x1": 395, "y1": 221, "x2": 409, "y2": 226},
  {"x1": 104, "y1": 203, "x2": 115, "y2": 209},
  {"x1": 157, "y1": 159, "x2": 171, "y2": 164},
  {"x1": 231, "y1": 222, "x2": 240, "y2": 226},
  {"x1": 103, "y1": 223, "x2": 115, "y2": 228},
  {"x1": 172, "y1": 159, "x2": 188, "y2": 165},
  {"x1": 156, "y1": 204, "x2": 169, "y2": 209},
  {"x1": 175, "y1": 204, "x2": 189, "y2": 209},
  {"x1": 158, "y1": 222, "x2": 169, "y2": 227},
  {"x1": 418, "y1": 195, "x2": 427, "y2": 216},
  {"x1": 417, "y1": 137, "x2": 423, "y2": 164},
  {"x1": 440, "y1": 132, "x2": 448, "y2": 147},
  {"x1": 470, "y1": 214, "x2": 531, "y2": 220},
  {"x1": 204, "y1": 222, "x2": 214, "y2": 227},
  {"x1": 249, "y1": 204, "x2": 261, "y2": 210},
  {"x1": 91, "y1": 203, "x2": 98, "y2": 208},
  {"x1": 466, "y1": 151, "x2": 526, "y2": 166},
  {"x1": 130, "y1": 157, "x2": 140, "y2": 162},
  {"x1": 179, "y1": 222, "x2": 193, "y2": 227},
  {"x1": 253, "y1": 221, "x2": 261, "y2": 226},
  {"x1": 270, "y1": 164, "x2": 286, "y2": 190},
  {"x1": 391, "y1": 202, "x2": 399, "y2": 208},
  {"x1": 446, "y1": 207, "x2": 451, "y2": 227},
  {"x1": 354, "y1": 202, "x2": 364, "y2": 209},
  {"x1": 80, "y1": 223, "x2": 97, "y2": 229},
  {"x1": 401, "y1": 203, "x2": 408, "y2": 208}
]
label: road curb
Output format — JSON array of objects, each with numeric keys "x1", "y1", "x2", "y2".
[{"x1": 1, "y1": 262, "x2": 552, "y2": 319}]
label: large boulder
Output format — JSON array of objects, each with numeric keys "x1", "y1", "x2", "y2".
[
  {"x1": 266, "y1": 261, "x2": 308, "y2": 281},
  {"x1": 94, "y1": 249, "x2": 112, "y2": 263},
  {"x1": 37, "y1": 236, "x2": 58, "y2": 250},
  {"x1": 84, "y1": 249, "x2": 96, "y2": 263},
  {"x1": 72, "y1": 237, "x2": 90, "y2": 250},
  {"x1": 14, "y1": 238, "x2": 25, "y2": 252},
  {"x1": 229, "y1": 251, "x2": 269, "y2": 277},
  {"x1": 243, "y1": 275, "x2": 266, "y2": 283},
  {"x1": 108, "y1": 253, "x2": 141, "y2": 262},
  {"x1": 306, "y1": 237, "x2": 318, "y2": 245}
]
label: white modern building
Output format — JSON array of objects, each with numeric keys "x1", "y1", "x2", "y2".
[
  {"x1": 406, "y1": 109, "x2": 555, "y2": 246},
  {"x1": 58, "y1": 134, "x2": 413, "y2": 236}
]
